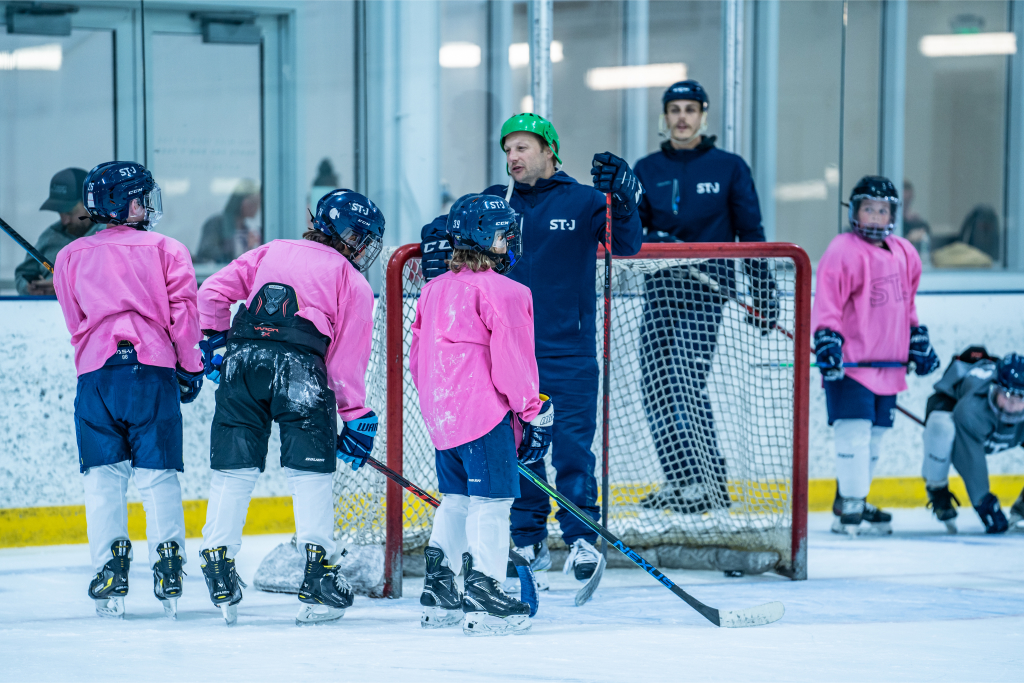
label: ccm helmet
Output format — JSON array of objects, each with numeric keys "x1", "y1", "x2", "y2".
[
  {"x1": 446, "y1": 194, "x2": 521, "y2": 275},
  {"x1": 848, "y1": 176, "x2": 900, "y2": 242},
  {"x1": 313, "y1": 189, "x2": 385, "y2": 273},
  {"x1": 84, "y1": 161, "x2": 162, "y2": 229},
  {"x1": 500, "y1": 113, "x2": 561, "y2": 166}
]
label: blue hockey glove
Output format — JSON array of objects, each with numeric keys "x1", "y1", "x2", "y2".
[
  {"x1": 199, "y1": 330, "x2": 227, "y2": 384},
  {"x1": 908, "y1": 325, "x2": 940, "y2": 376},
  {"x1": 643, "y1": 230, "x2": 682, "y2": 243},
  {"x1": 591, "y1": 152, "x2": 644, "y2": 218},
  {"x1": 814, "y1": 329, "x2": 845, "y2": 382},
  {"x1": 336, "y1": 410, "x2": 378, "y2": 471},
  {"x1": 518, "y1": 395, "x2": 554, "y2": 465},
  {"x1": 175, "y1": 366, "x2": 204, "y2": 404},
  {"x1": 420, "y1": 217, "x2": 452, "y2": 283}
]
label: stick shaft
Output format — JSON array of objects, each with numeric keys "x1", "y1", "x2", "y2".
[
  {"x1": 0, "y1": 216, "x2": 54, "y2": 274},
  {"x1": 601, "y1": 193, "x2": 612, "y2": 557}
]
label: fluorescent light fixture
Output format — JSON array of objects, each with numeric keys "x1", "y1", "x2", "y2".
[
  {"x1": 775, "y1": 180, "x2": 828, "y2": 203},
  {"x1": 509, "y1": 41, "x2": 563, "y2": 68},
  {"x1": 161, "y1": 179, "x2": 191, "y2": 196},
  {"x1": 520, "y1": 95, "x2": 534, "y2": 114},
  {"x1": 0, "y1": 43, "x2": 62, "y2": 71},
  {"x1": 919, "y1": 32, "x2": 1016, "y2": 57},
  {"x1": 439, "y1": 42, "x2": 481, "y2": 69},
  {"x1": 585, "y1": 63, "x2": 687, "y2": 91}
]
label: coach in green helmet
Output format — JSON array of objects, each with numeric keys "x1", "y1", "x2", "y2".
[{"x1": 419, "y1": 112, "x2": 644, "y2": 593}]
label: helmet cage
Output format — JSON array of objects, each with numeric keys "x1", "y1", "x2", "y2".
[
  {"x1": 336, "y1": 225, "x2": 383, "y2": 274},
  {"x1": 988, "y1": 384, "x2": 1024, "y2": 424},
  {"x1": 849, "y1": 194, "x2": 899, "y2": 241}
]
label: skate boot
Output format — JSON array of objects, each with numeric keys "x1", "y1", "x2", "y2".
[
  {"x1": 830, "y1": 496, "x2": 865, "y2": 537},
  {"x1": 152, "y1": 541, "x2": 184, "y2": 619},
  {"x1": 296, "y1": 543, "x2": 354, "y2": 626},
  {"x1": 88, "y1": 540, "x2": 131, "y2": 619},
  {"x1": 564, "y1": 538, "x2": 601, "y2": 582},
  {"x1": 420, "y1": 546, "x2": 463, "y2": 628},
  {"x1": 926, "y1": 485, "x2": 960, "y2": 533},
  {"x1": 861, "y1": 502, "x2": 893, "y2": 535},
  {"x1": 200, "y1": 546, "x2": 246, "y2": 625},
  {"x1": 1009, "y1": 490, "x2": 1024, "y2": 530},
  {"x1": 462, "y1": 553, "x2": 531, "y2": 636},
  {"x1": 505, "y1": 540, "x2": 550, "y2": 591},
  {"x1": 974, "y1": 493, "x2": 1009, "y2": 534}
]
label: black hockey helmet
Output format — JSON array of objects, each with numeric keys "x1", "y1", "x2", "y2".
[
  {"x1": 994, "y1": 352, "x2": 1024, "y2": 398},
  {"x1": 848, "y1": 175, "x2": 900, "y2": 242},
  {"x1": 662, "y1": 80, "x2": 709, "y2": 112}
]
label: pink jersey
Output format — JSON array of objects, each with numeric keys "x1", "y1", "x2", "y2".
[
  {"x1": 410, "y1": 267, "x2": 545, "y2": 450},
  {"x1": 53, "y1": 223, "x2": 203, "y2": 376},
  {"x1": 811, "y1": 232, "x2": 922, "y2": 395},
  {"x1": 198, "y1": 239, "x2": 373, "y2": 421}
]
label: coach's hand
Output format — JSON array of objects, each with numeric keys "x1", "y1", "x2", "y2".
[
  {"x1": 518, "y1": 395, "x2": 554, "y2": 465},
  {"x1": 591, "y1": 152, "x2": 644, "y2": 218},
  {"x1": 337, "y1": 410, "x2": 378, "y2": 471}
]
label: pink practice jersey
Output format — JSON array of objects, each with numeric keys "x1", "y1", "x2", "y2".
[
  {"x1": 198, "y1": 239, "x2": 373, "y2": 421},
  {"x1": 53, "y1": 223, "x2": 203, "y2": 376},
  {"x1": 811, "y1": 231, "x2": 922, "y2": 396},
  {"x1": 410, "y1": 267, "x2": 545, "y2": 450}
]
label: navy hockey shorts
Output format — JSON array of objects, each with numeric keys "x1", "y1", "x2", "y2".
[
  {"x1": 823, "y1": 376, "x2": 897, "y2": 427},
  {"x1": 74, "y1": 363, "x2": 183, "y2": 473},
  {"x1": 435, "y1": 413, "x2": 520, "y2": 499}
]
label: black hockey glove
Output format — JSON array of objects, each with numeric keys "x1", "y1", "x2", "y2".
[
  {"x1": 199, "y1": 330, "x2": 228, "y2": 384},
  {"x1": 814, "y1": 329, "x2": 845, "y2": 382},
  {"x1": 908, "y1": 325, "x2": 940, "y2": 376},
  {"x1": 420, "y1": 217, "x2": 452, "y2": 283},
  {"x1": 744, "y1": 259, "x2": 779, "y2": 335},
  {"x1": 337, "y1": 410, "x2": 378, "y2": 471},
  {"x1": 518, "y1": 395, "x2": 554, "y2": 465},
  {"x1": 591, "y1": 152, "x2": 644, "y2": 218},
  {"x1": 644, "y1": 230, "x2": 682, "y2": 243},
  {"x1": 175, "y1": 365, "x2": 204, "y2": 404}
]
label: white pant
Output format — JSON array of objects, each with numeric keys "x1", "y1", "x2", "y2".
[
  {"x1": 82, "y1": 462, "x2": 186, "y2": 573},
  {"x1": 834, "y1": 419, "x2": 889, "y2": 499},
  {"x1": 922, "y1": 410, "x2": 956, "y2": 488},
  {"x1": 428, "y1": 494, "x2": 513, "y2": 582},
  {"x1": 201, "y1": 467, "x2": 336, "y2": 560}
]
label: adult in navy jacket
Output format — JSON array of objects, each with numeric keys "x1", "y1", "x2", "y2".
[
  {"x1": 420, "y1": 113, "x2": 643, "y2": 586},
  {"x1": 631, "y1": 80, "x2": 777, "y2": 514}
]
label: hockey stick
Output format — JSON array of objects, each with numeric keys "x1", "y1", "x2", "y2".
[
  {"x1": 362, "y1": 455, "x2": 540, "y2": 617},
  {"x1": 0, "y1": 215, "x2": 54, "y2": 273},
  {"x1": 601, "y1": 191, "x2": 612, "y2": 558},
  {"x1": 517, "y1": 463, "x2": 784, "y2": 627}
]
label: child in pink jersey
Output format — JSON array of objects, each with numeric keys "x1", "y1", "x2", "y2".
[
  {"x1": 410, "y1": 194, "x2": 551, "y2": 636},
  {"x1": 195, "y1": 190, "x2": 384, "y2": 626},
  {"x1": 54, "y1": 161, "x2": 204, "y2": 620},
  {"x1": 811, "y1": 176, "x2": 940, "y2": 536}
]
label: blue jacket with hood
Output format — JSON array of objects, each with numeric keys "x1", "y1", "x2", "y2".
[
  {"x1": 633, "y1": 136, "x2": 765, "y2": 243},
  {"x1": 421, "y1": 171, "x2": 643, "y2": 358}
]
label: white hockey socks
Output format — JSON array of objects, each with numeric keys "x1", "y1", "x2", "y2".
[
  {"x1": 922, "y1": 410, "x2": 956, "y2": 488},
  {"x1": 833, "y1": 419, "x2": 872, "y2": 499},
  {"x1": 134, "y1": 468, "x2": 186, "y2": 569},
  {"x1": 202, "y1": 468, "x2": 260, "y2": 559},
  {"x1": 284, "y1": 467, "x2": 336, "y2": 559},
  {"x1": 467, "y1": 497, "x2": 514, "y2": 583},
  {"x1": 83, "y1": 462, "x2": 132, "y2": 573},
  {"x1": 869, "y1": 426, "x2": 889, "y2": 482},
  {"x1": 428, "y1": 494, "x2": 470, "y2": 571}
]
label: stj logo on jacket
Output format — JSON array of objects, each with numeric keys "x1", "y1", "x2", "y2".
[
  {"x1": 696, "y1": 182, "x2": 720, "y2": 194},
  {"x1": 550, "y1": 219, "x2": 576, "y2": 231}
]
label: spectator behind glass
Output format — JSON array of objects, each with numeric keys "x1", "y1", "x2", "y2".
[
  {"x1": 194, "y1": 179, "x2": 261, "y2": 264},
  {"x1": 307, "y1": 158, "x2": 340, "y2": 230},
  {"x1": 902, "y1": 180, "x2": 932, "y2": 260},
  {"x1": 15, "y1": 167, "x2": 99, "y2": 296}
]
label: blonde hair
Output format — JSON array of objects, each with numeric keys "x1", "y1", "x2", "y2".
[{"x1": 449, "y1": 248, "x2": 492, "y2": 273}]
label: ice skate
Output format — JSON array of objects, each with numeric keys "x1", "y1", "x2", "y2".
[
  {"x1": 861, "y1": 502, "x2": 893, "y2": 535},
  {"x1": 420, "y1": 546, "x2": 462, "y2": 628},
  {"x1": 462, "y1": 553, "x2": 531, "y2": 636},
  {"x1": 505, "y1": 540, "x2": 550, "y2": 591},
  {"x1": 1008, "y1": 492, "x2": 1024, "y2": 530},
  {"x1": 200, "y1": 546, "x2": 245, "y2": 625},
  {"x1": 564, "y1": 538, "x2": 606, "y2": 607},
  {"x1": 974, "y1": 493, "x2": 1009, "y2": 534},
  {"x1": 152, "y1": 541, "x2": 184, "y2": 620},
  {"x1": 296, "y1": 543, "x2": 353, "y2": 626},
  {"x1": 926, "y1": 485, "x2": 960, "y2": 534},
  {"x1": 88, "y1": 540, "x2": 131, "y2": 619},
  {"x1": 830, "y1": 497, "x2": 865, "y2": 537}
]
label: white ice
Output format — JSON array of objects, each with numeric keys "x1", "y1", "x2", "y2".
[{"x1": 1, "y1": 509, "x2": 1021, "y2": 682}]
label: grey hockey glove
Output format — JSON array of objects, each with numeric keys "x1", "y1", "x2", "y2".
[
  {"x1": 591, "y1": 152, "x2": 644, "y2": 218},
  {"x1": 908, "y1": 325, "x2": 940, "y2": 376},
  {"x1": 518, "y1": 395, "x2": 554, "y2": 465},
  {"x1": 814, "y1": 329, "x2": 845, "y2": 382},
  {"x1": 420, "y1": 217, "x2": 452, "y2": 283},
  {"x1": 336, "y1": 410, "x2": 378, "y2": 471}
]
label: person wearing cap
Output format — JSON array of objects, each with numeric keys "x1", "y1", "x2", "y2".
[
  {"x1": 418, "y1": 114, "x2": 643, "y2": 590},
  {"x1": 15, "y1": 168, "x2": 99, "y2": 296},
  {"x1": 631, "y1": 80, "x2": 776, "y2": 515}
]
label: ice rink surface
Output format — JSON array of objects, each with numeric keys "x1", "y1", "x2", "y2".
[{"x1": 1, "y1": 509, "x2": 1021, "y2": 682}]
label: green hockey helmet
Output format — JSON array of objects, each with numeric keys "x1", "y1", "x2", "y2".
[{"x1": 499, "y1": 113, "x2": 561, "y2": 166}]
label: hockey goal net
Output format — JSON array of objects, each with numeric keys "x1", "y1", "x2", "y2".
[{"x1": 332, "y1": 242, "x2": 810, "y2": 596}]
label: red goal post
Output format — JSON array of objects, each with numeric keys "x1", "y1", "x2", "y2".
[{"x1": 376, "y1": 242, "x2": 810, "y2": 597}]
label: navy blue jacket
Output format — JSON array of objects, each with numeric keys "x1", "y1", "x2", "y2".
[
  {"x1": 422, "y1": 171, "x2": 643, "y2": 358},
  {"x1": 634, "y1": 137, "x2": 765, "y2": 243}
]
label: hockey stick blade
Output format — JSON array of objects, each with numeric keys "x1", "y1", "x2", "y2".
[
  {"x1": 518, "y1": 464, "x2": 783, "y2": 628},
  {"x1": 574, "y1": 553, "x2": 605, "y2": 607}
]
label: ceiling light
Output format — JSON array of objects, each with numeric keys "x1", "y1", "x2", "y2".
[
  {"x1": 0, "y1": 43, "x2": 62, "y2": 71},
  {"x1": 919, "y1": 32, "x2": 1016, "y2": 57},
  {"x1": 509, "y1": 41, "x2": 563, "y2": 68},
  {"x1": 585, "y1": 63, "x2": 687, "y2": 91},
  {"x1": 439, "y1": 42, "x2": 481, "y2": 69}
]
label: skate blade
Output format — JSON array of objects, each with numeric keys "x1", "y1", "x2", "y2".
[
  {"x1": 94, "y1": 596, "x2": 125, "y2": 619},
  {"x1": 420, "y1": 606, "x2": 462, "y2": 629},
  {"x1": 574, "y1": 554, "x2": 606, "y2": 607},
  {"x1": 220, "y1": 603, "x2": 238, "y2": 626},
  {"x1": 861, "y1": 522, "x2": 893, "y2": 536},
  {"x1": 160, "y1": 597, "x2": 178, "y2": 620},
  {"x1": 295, "y1": 603, "x2": 345, "y2": 626},
  {"x1": 462, "y1": 612, "x2": 531, "y2": 636}
]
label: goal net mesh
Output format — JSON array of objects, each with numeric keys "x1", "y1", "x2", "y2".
[{"x1": 332, "y1": 246, "x2": 802, "y2": 575}]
